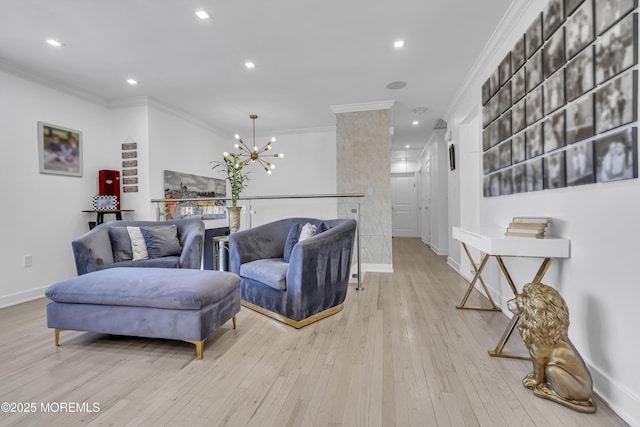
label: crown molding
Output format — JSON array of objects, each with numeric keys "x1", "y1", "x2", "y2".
[{"x1": 330, "y1": 100, "x2": 396, "y2": 114}]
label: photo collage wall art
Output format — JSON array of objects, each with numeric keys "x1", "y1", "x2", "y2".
[{"x1": 481, "y1": 0, "x2": 638, "y2": 197}]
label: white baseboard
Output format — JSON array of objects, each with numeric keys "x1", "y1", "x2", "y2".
[
  {"x1": 590, "y1": 360, "x2": 640, "y2": 427},
  {"x1": 0, "y1": 286, "x2": 47, "y2": 309}
]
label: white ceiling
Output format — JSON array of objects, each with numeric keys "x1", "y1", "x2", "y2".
[{"x1": 0, "y1": 0, "x2": 513, "y2": 155}]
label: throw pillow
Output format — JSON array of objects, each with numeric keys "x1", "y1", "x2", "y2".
[
  {"x1": 140, "y1": 225, "x2": 183, "y2": 259},
  {"x1": 127, "y1": 226, "x2": 149, "y2": 261},
  {"x1": 283, "y1": 223, "x2": 301, "y2": 262},
  {"x1": 298, "y1": 223, "x2": 317, "y2": 242},
  {"x1": 109, "y1": 226, "x2": 133, "y2": 262},
  {"x1": 314, "y1": 222, "x2": 330, "y2": 235}
]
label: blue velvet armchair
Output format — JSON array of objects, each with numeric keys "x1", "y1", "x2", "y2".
[
  {"x1": 229, "y1": 217, "x2": 357, "y2": 328},
  {"x1": 72, "y1": 219, "x2": 205, "y2": 275}
]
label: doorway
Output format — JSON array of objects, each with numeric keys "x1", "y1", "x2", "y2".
[{"x1": 391, "y1": 173, "x2": 418, "y2": 237}]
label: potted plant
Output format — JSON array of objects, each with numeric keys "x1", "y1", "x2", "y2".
[{"x1": 211, "y1": 152, "x2": 250, "y2": 232}]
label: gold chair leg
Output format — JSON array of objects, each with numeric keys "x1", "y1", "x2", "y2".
[
  {"x1": 184, "y1": 340, "x2": 205, "y2": 360},
  {"x1": 54, "y1": 328, "x2": 64, "y2": 346},
  {"x1": 232, "y1": 315, "x2": 237, "y2": 329}
]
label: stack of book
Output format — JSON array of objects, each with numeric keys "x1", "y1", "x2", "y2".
[{"x1": 505, "y1": 216, "x2": 550, "y2": 238}]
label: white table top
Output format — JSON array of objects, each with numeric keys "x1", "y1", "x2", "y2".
[{"x1": 452, "y1": 226, "x2": 570, "y2": 258}]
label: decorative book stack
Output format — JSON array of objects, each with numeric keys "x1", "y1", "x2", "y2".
[{"x1": 505, "y1": 217, "x2": 551, "y2": 238}]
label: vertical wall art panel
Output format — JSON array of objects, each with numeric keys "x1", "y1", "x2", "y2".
[{"x1": 481, "y1": 0, "x2": 639, "y2": 196}]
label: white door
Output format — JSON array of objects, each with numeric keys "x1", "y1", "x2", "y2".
[
  {"x1": 391, "y1": 173, "x2": 418, "y2": 237},
  {"x1": 421, "y1": 156, "x2": 432, "y2": 244}
]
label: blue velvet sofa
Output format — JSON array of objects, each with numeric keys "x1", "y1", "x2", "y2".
[
  {"x1": 72, "y1": 219, "x2": 204, "y2": 275},
  {"x1": 229, "y1": 217, "x2": 357, "y2": 328}
]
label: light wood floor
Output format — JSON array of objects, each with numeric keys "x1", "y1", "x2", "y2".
[{"x1": 0, "y1": 238, "x2": 628, "y2": 426}]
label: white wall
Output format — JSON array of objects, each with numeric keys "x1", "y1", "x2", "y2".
[
  {"x1": 0, "y1": 69, "x2": 116, "y2": 307},
  {"x1": 444, "y1": 1, "x2": 640, "y2": 424}
]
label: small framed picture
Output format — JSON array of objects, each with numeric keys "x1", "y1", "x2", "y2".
[
  {"x1": 500, "y1": 169, "x2": 514, "y2": 195},
  {"x1": 595, "y1": 127, "x2": 638, "y2": 182},
  {"x1": 490, "y1": 95, "x2": 500, "y2": 122},
  {"x1": 92, "y1": 195, "x2": 118, "y2": 211},
  {"x1": 482, "y1": 79, "x2": 491, "y2": 105},
  {"x1": 512, "y1": 35, "x2": 527, "y2": 71},
  {"x1": 566, "y1": 0, "x2": 594, "y2": 59},
  {"x1": 526, "y1": 13, "x2": 543, "y2": 57},
  {"x1": 526, "y1": 158, "x2": 544, "y2": 191},
  {"x1": 543, "y1": 110, "x2": 566, "y2": 153},
  {"x1": 526, "y1": 122, "x2": 544, "y2": 158},
  {"x1": 498, "y1": 82, "x2": 512, "y2": 114},
  {"x1": 543, "y1": 69, "x2": 565, "y2": 114},
  {"x1": 485, "y1": 172, "x2": 502, "y2": 197},
  {"x1": 566, "y1": 46, "x2": 594, "y2": 101},
  {"x1": 498, "y1": 140, "x2": 512, "y2": 169},
  {"x1": 595, "y1": 13, "x2": 637, "y2": 84},
  {"x1": 526, "y1": 51, "x2": 543, "y2": 91},
  {"x1": 595, "y1": 0, "x2": 637, "y2": 35},
  {"x1": 499, "y1": 112, "x2": 512, "y2": 143},
  {"x1": 566, "y1": 94, "x2": 595, "y2": 144},
  {"x1": 512, "y1": 67, "x2": 527, "y2": 103},
  {"x1": 566, "y1": 140, "x2": 595, "y2": 185},
  {"x1": 526, "y1": 86, "x2": 544, "y2": 125},
  {"x1": 500, "y1": 53, "x2": 512, "y2": 85},
  {"x1": 543, "y1": 0, "x2": 565, "y2": 39},
  {"x1": 544, "y1": 151, "x2": 567, "y2": 189},
  {"x1": 490, "y1": 68, "x2": 500, "y2": 96},
  {"x1": 512, "y1": 163, "x2": 528, "y2": 193},
  {"x1": 37, "y1": 122, "x2": 82, "y2": 177},
  {"x1": 512, "y1": 99, "x2": 526, "y2": 133},
  {"x1": 489, "y1": 121, "x2": 500, "y2": 149},
  {"x1": 483, "y1": 148, "x2": 499, "y2": 174},
  {"x1": 543, "y1": 29, "x2": 566, "y2": 78},
  {"x1": 512, "y1": 132, "x2": 526, "y2": 164},
  {"x1": 595, "y1": 70, "x2": 637, "y2": 134}
]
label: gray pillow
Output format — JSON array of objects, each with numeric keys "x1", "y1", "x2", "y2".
[
  {"x1": 140, "y1": 225, "x2": 183, "y2": 258},
  {"x1": 109, "y1": 226, "x2": 133, "y2": 262}
]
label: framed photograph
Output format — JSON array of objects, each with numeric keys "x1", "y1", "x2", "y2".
[
  {"x1": 595, "y1": 0, "x2": 637, "y2": 35},
  {"x1": 543, "y1": 28, "x2": 565, "y2": 78},
  {"x1": 595, "y1": 70, "x2": 637, "y2": 133},
  {"x1": 544, "y1": 151, "x2": 567, "y2": 189},
  {"x1": 483, "y1": 148, "x2": 499, "y2": 173},
  {"x1": 122, "y1": 151, "x2": 137, "y2": 159},
  {"x1": 122, "y1": 159, "x2": 138, "y2": 168},
  {"x1": 566, "y1": 46, "x2": 595, "y2": 101},
  {"x1": 512, "y1": 163, "x2": 527, "y2": 193},
  {"x1": 567, "y1": 94, "x2": 595, "y2": 144},
  {"x1": 566, "y1": 0, "x2": 594, "y2": 59},
  {"x1": 595, "y1": 127, "x2": 638, "y2": 182},
  {"x1": 543, "y1": 69, "x2": 565, "y2": 114},
  {"x1": 526, "y1": 13, "x2": 544, "y2": 57},
  {"x1": 37, "y1": 122, "x2": 82, "y2": 177},
  {"x1": 513, "y1": 35, "x2": 527, "y2": 71},
  {"x1": 543, "y1": 110, "x2": 566, "y2": 153},
  {"x1": 122, "y1": 177, "x2": 138, "y2": 185},
  {"x1": 498, "y1": 82, "x2": 512, "y2": 114},
  {"x1": 482, "y1": 79, "x2": 491, "y2": 105},
  {"x1": 512, "y1": 98, "x2": 526, "y2": 133},
  {"x1": 512, "y1": 132, "x2": 526, "y2": 163},
  {"x1": 121, "y1": 142, "x2": 137, "y2": 151},
  {"x1": 566, "y1": 0, "x2": 587, "y2": 16},
  {"x1": 526, "y1": 86, "x2": 544, "y2": 125},
  {"x1": 487, "y1": 173, "x2": 502, "y2": 197},
  {"x1": 566, "y1": 140, "x2": 595, "y2": 185},
  {"x1": 490, "y1": 68, "x2": 500, "y2": 96},
  {"x1": 500, "y1": 53, "x2": 512, "y2": 86},
  {"x1": 595, "y1": 13, "x2": 637, "y2": 84},
  {"x1": 500, "y1": 169, "x2": 514, "y2": 195},
  {"x1": 499, "y1": 111, "x2": 512, "y2": 142},
  {"x1": 512, "y1": 66, "x2": 527, "y2": 102},
  {"x1": 498, "y1": 140, "x2": 512, "y2": 169},
  {"x1": 92, "y1": 195, "x2": 117, "y2": 211},
  {"x1": 544, "y1": 0, "x2": 565, "y2": 39},
  {"x1": 526, "y1": 158, "x2": 544, "y2": 191},
  {"x1": 483, "y1": 127, "x2": 491, "y2": 151},
  {"x1": 489, "y1": 121, "x2": 500, "y2": 148},
  {"x1": 122, "y1": 168, "x2": 138, "y2": 176},
  {"x1": 526, "y1": 121, "x2": 544, "y2": 158},
  {"x1": 527, "y1": 50, "x2": 543, "y2": 91}
]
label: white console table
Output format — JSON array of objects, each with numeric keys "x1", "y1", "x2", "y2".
[{"x1": 452, "y1": 226, "x2": 570, "y2": 359}]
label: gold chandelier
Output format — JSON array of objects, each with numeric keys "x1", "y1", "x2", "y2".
[{"x1": 225, "y1": 114, "x2": 284, "y2": 174}]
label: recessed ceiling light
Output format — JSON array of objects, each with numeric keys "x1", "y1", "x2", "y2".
[
  {"x1": 412, "y1": 121, "x2": 419, "y2": 126},
  {"x1": 394, "y1": 40, "x2": 405, "y2": 48},
  {"x1": 386, "y1": 81, "x2": 407, "y2": 90},
  {"x1": 126, "y1": 79, "x2": 138, "y2": 85},
  {"x1": 195, "y1": 10, "x2": 210, "y2": 20},
  {"x1": 245, "y1": 61, "x2": 255, "y2": 69},
  {"x1": 405, "y1": 145, "x2": 411, "y2": 148},
  {"x1": 401, "y1": 158, "x2": 406, "y2": 161},
  {"x1": 46, "y1": 39, "x2": 64, "y2": 47}
]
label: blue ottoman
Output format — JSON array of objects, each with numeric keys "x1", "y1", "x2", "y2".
[{"x1": 45, "y1": 267, "x2": 241, "y2": 359}]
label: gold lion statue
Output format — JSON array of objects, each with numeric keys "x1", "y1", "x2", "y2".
[{"x1": 508, "y1": 282, "x2": 596, "y2": 413}]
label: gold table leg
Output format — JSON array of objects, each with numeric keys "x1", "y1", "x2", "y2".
[
  {"x1": 456, "y1": 243, "x2": 501, "y2": 311},
  {"x1": 488, "y1": 257, "x2": 552, "y2": 360}
]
